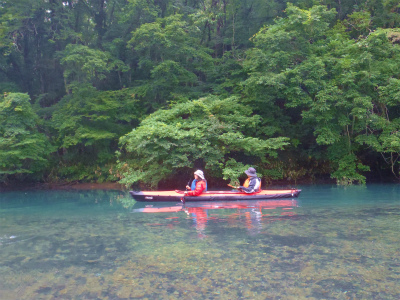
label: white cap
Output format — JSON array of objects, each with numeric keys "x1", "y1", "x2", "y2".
[{"x1": 194, "y1": 170, "x2": 205, "y2": 179}]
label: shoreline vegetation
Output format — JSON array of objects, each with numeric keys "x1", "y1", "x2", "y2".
[
  {"x1": 1, "y1": 2, "x2": 400, "y2": 188},
  {"x1": 2, "y1": 176, "x2": 398, "y2": 193},
  {"x1": 0, "y1": 179, "x2": 310, "y2": 192}
]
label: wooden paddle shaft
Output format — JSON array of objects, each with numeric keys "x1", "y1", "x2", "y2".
[{"x1": 228, "y1": 184, "x2": 239, "y2": 189}]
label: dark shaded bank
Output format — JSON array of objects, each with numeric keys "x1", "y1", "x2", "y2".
[
  {"x1": 1, "y1": 178, "x2": 323, "y2": 192},
  {"x1": 0, "y1": 182, "x2": 126, "y2": 192},
  {"x1": 1, "y1": 175, "x2": 397, "y2": 192}
]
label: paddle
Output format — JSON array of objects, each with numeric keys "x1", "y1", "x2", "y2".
[
  {"x1": 228, "y1": 184, "x2": 239, "y2": 189},
  {"x1": 186, "y1": 181, "x2": 190, "y2": 191},
  {"x1": 181, "y1": 180, "x2": 191, "y2": 205}
]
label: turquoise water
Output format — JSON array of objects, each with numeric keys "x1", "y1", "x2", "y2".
[{"x1": 0, "y1": 185, "x2": 399, "y2": 299}]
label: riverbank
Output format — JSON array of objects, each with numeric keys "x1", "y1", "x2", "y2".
[
  {"x1": 0, "y1": 181, "x2": 126, "y2": 192},
  {"x1": 0, "y1": 178, "x2": 332, "y2": 192},
  {"x1": 1, "y1": 176, "x2": 395, "y2": 192}
]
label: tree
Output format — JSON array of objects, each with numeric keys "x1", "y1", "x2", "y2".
[
  {"x1": 58, "y1": 44, "x2": 128, "y2": 91},
  {"x1": 127, "y1": 14, "x2": 214, "y2": 110},
  {"x1": 117, "y1": 95, "x2": 289, "y2": 188},
  {"x1": 50, "y1": 85, "x2": 143, "y2": 181},
  {"x1": 0, "y1": 93, "x2": 53, "y2": 182},
  {"x1": 244, "y1": 4, "x2": 400, "y2": 184},
  {"x1": 0, "y1": 0, "x2": 69, "y2": 103}
]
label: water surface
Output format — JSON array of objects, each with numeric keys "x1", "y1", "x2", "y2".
[{"x1": 1, "y1": 185, "x2": 399, "y2": 299}]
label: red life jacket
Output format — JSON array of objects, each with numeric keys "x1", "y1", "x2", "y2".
[{"x1": 187, "y1": 180, "x2": 206, "y2": 196}]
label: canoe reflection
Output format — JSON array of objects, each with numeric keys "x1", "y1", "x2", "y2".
[
  {"x1": 132, "y1": 199, "x2": 299, "y2": 237},
  {"x1": 132, "y1": 199, "x2": 298, "y2": 212}
]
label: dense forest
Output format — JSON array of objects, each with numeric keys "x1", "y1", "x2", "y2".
[{"x1": 1, "y1": 0, "x2": 400, "y2": 188}]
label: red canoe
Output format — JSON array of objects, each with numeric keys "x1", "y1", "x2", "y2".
[{"x1": 129, "y1": 189, "x2": 301, "y2": 202}]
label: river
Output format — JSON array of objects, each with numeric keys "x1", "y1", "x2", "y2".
[{"x1": 0, "y1": 184, "x2": 399, "y2": 299}]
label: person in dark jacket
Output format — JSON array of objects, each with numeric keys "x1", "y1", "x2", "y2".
[{"x1": 238, "y1": 167, "x2": 261, "y2": 193}]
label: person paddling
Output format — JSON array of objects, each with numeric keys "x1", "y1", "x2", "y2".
[
  {"x1": 184, "y1": 170, "x2": 207, "y2": 196},
  {"x1": 186, "y1": 171, "x2": 208, "y2": 192},
  {"x1": 234, "y1": 167, "x2": 261, "y2": 193}
]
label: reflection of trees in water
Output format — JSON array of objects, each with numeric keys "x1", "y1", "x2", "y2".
[
  {"x1": 1, "y1": 190, "x2": 125, "y2": 207},
  {"x1": 117, "y1": 195, "x2": 137, "y2": 209}
]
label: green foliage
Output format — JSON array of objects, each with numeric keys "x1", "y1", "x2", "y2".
[
  {"x1": 117, "y1": 96, "x2": 289, "y2": 188},
  {"x1": 244, "y1": 4, "x2": 400, "y2": 184},
  {"x1": 1, "y1": 1, "x2": 400, "y2": 185},
  {"x1": 51, "y1": 85, "x2": 143, "y2": 164},
  {"x1": 330, "y1": 153, "x2": 370, "y2": 185},
  {"x1": 221, "y1": 159, "x2": 250, "y2": 187},
  {"x1": 127, "y1": 14, "x2": 214, "y2": 109},
  {"x1": 0, "y1": 81, "x2": 20, "y2": 94},
  {"x1": 59, "y1": 44, "x2": 128, "y2": 90},
  {"x1": 48, "y1": 162, "x2": 120, "y2": 183},
  {"x1": 0, "y1": 0, "x2": 69, "y2": 101},
  {"x1": 0, "y1": 93, "x2": 53, "y2": 182}
]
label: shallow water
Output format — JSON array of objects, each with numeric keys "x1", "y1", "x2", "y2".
[{"x1": 0, "y1": 185, "x2": 399, "y2": 300}]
